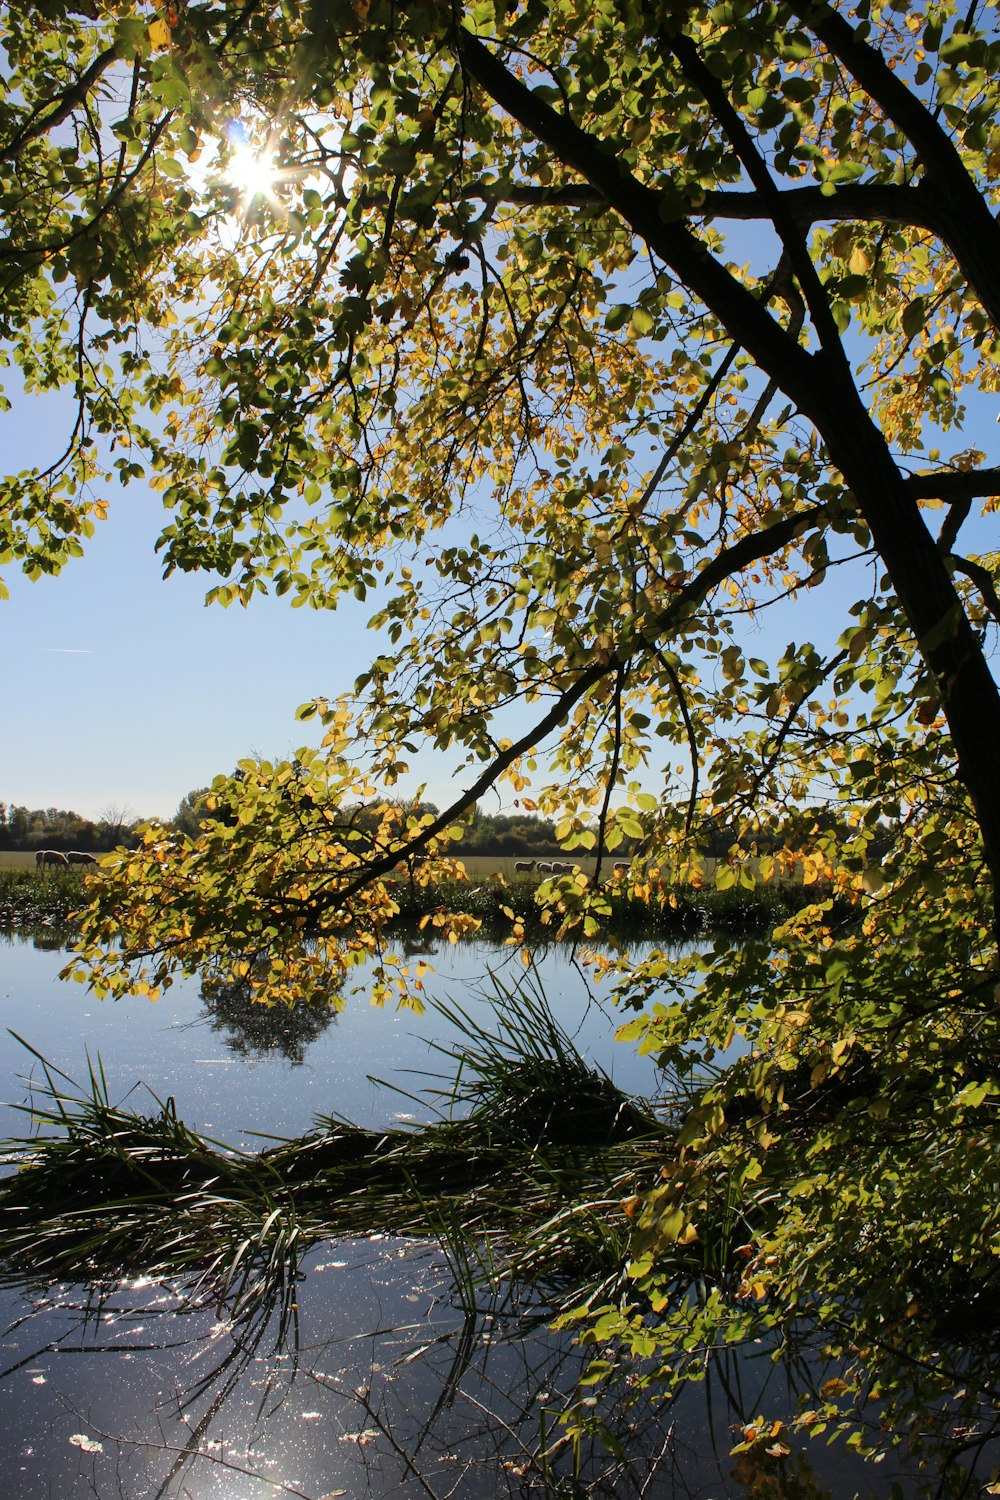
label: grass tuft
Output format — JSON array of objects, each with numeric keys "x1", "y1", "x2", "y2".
[{"x1": 0, "y1": 977, "x2": 674, "y2": 1316}]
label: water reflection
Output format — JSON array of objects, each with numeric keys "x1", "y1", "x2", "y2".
[
  {"x1": 0, "y1": 1240, "x2": 910, "y2": 1500},
  {"x1": 0, "y1": 920, "x2": 74, "y2": 952},
  {"x1": 200, "y1": 975, "x2": 338, "y2": 1066}
]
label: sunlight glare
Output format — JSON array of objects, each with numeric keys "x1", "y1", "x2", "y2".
[{"x1": 227, "y1": 138, "x2": 279, "y2": 203}]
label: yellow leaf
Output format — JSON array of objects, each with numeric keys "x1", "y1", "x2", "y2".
[{"x1": 147, "y1": 18, "x2": 171, "y2": 49}]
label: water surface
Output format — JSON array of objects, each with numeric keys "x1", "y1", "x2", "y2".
[
  {"x1": 0, "y1": 928, "x2": 974, "y2": 1498},
  {"x1": 0, "y1": 929, "x2": 665, "y2": 1143}
]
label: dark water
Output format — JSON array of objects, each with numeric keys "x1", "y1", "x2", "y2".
[{"x1": 0, "y1": 929, "x2": 980, "y2": 1498}]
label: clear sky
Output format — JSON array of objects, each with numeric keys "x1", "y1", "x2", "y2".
[{"x1": 2, "y1": 391, "x2": 392, "y2": 822}]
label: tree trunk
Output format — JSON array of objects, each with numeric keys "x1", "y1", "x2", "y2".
[{"x1": 456, "y1": 28, "x2": 1000, "y2": 940}]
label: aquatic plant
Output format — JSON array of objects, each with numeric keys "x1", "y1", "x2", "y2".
[{"x1": 0, "y1": 983, "x2": 672, "y2": 1320}]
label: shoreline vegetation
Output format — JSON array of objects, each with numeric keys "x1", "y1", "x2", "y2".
[
  {"x1": 0, "y1": 985, "x2": 664, "y2": 1298},
  {"x1": 1, "y1": 973, "x2": 992, "y2": 1499},
  {"x1": 0, "y1": 861, "x2": 844, "y2": 943}
]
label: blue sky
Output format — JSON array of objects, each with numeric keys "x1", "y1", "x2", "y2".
[
  {"x1": 3, "y1": 372, "x2": 997, "y2": 826},
  {"x1": 2, "y1": 489, "x2": 381, "y2": 822},
  {"x1": 2, "y1": 389, "x2": 389, "y2": 821}
]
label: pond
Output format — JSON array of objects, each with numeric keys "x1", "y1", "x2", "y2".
[
  {"x1": 0, "y1": 927, "x2": 971, "y2": 1498},
  {"x1": 0, "y1": 926, "x2": 667, "y2": 1144}
]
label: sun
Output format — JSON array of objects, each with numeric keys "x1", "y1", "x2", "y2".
[
  {"x1": 223, "y1": 121, "x2": 280, "y2": 206},
  {"x1": 228, "y1": 140, "x2": 279, "y2": 201}
]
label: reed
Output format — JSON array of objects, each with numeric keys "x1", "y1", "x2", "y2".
[
  {"x1": 0, "y1": 865, "x2": 85, "y2": 925},
  {"x1": 0, "y1": 982, "x2": 679, "y2": 1319}
]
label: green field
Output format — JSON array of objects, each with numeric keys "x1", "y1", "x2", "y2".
[
  {"x1": 453, "y1": 852, "x2": 706, "y2": 883},
  {"x1": 0, "y1": 849, "x2": 705, "y2": 881},
  {"x1": 0, "y1": 850, "x2": 49, "y2": 869}
]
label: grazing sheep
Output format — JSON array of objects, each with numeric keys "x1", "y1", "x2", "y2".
[
  {"x1": 513, "y1": 859, "x2": 535, "y2": 873},
  {"x1": 66, "y1": 851, "x2": 98, "y2": 866},
  {"x1": 35, "y1": 849, "x2": 69, "y2": 868},
  {"x1": 535, "y1": 861, "x2": 553, "y2": 874}
]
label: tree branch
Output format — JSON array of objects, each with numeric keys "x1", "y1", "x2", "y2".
[
  {"x1": 951, "y1": 555, "x2": 1000, "y2": 628},
  {"x1": 663, "y1": 29, "x2": 845, "y2": 356},
  {"x1": 592, "y1": 664, "x2": 627, "y2": 889},
  {"x1": 460, "y1": 176, "x2": 943, "y2": 235},
  {"x1": 1, "y1": 44, "x2": 119, "y2": 163},
  {"x1": 905, "y1": 467, "x2": 1000, "y2": 507},
  {"x1": 617, "y1": 339, "x2": 741, "y2": 535},
  {"x1": 327, "y1": 509, "x2": 815, "y2": 910},
  {"x1": 453, "y1": 28, "x2": 819, "y2": 399},
  {"x1": 789, "y1": 0, "x2": 1000, "y2": 332},
  {"x1": 452, "y1": 24, "x2": 1000, "y2": 938},
  {"x1": 698, "y1": 183, "x2": 943, "y2": 232},
  {"x1": 937, "y1": 495, "x2": 973, "y2": 558}
]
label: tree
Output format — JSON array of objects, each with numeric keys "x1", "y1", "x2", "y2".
[
  {"x1": 4, "y1": 0, "x2": 1000, "y2": 1479},
  {"x1": 96, "y1": 800, "x2": 135, "y2": 847},
  {"x1": 172, "y1": 786, "x2": 211, "y2": 839}
]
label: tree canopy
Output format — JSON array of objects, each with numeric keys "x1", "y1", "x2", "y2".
[{"x1": 3, "y1": 0, "x2": 1000, "y2": 1481}]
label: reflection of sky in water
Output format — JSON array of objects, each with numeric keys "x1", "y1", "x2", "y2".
[
  {"x1": 0, "y1": 1237, "x2": 912, "y2": 1500},
  {"x1": 0, "y1": 934, "x2": 953, "y2": 1497},
  {"x1": 0, "y1": 933, "x2": 681, "y2": 1146}
]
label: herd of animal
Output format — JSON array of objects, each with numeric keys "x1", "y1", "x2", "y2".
[
  {"x1": 513, "y1": 859, "x2": 577, "y2": 874},
  {"x1": 32, "y1": 849, "x2": 625, "y2": 877},
  {"x1": 513, "y1": 859, "x2": 630, "y2": 878},
  {"x1": 33, "y1": 849, "x2": 98, "y2": 868}
]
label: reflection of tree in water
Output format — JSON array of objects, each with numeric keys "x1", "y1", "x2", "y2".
[
  {"x1": 0, "y1": 922, "x2": 73, "y2": 952},
  {"x1": 0, "y1": 1253, "x2": 969, "y2": 1500},
  {"x1": 199, "y1": 975, "x2": 338, "y2": 1065}
]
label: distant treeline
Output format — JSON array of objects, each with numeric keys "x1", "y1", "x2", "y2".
[
  {"x1": 173, "y1": 789, "x2": 575, "y2": 856},
  {"x1": 0, "y1": 802, "x2": 139, "y2": 853},
  {"x1": 6, "y1": 787, "x2": 879, "y2": 864},
  {"x1": 173, "y1": 786, "x2": 872, "y2": 862}
]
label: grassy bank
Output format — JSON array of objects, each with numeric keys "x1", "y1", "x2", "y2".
[
  {"x1": 0, "y1": 866, "x2": 85, "y2": 927},
  {"x1": 0, "y1": 861, "x2": 842, "y2": 944}
]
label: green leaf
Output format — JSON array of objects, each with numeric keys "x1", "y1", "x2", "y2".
[
  {"x1": 901, "y1": 296, "x2": 927, "y2": 338},
  {"x1": 630, "y1": 306, "x2": 655, "y2": 337}
]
